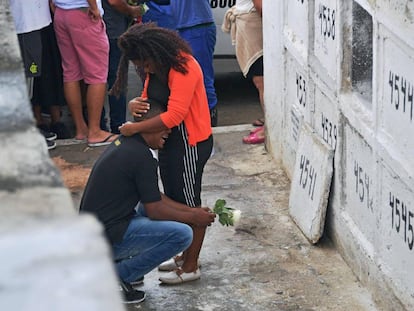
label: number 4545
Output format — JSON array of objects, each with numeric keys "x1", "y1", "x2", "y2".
[{"x1": 390, "y1": 193, "x2": 414, "y2": 251}]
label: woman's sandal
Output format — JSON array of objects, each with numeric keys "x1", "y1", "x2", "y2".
[
  {"x1": 242, "y1": 131, "x2": 265, "y2": 144},
  {"x1": 250, "y1": 125, "x2": 264, "y2": 134},
  {"x1": 252, "y1": 118, "x2": 265, "y2": 127}
]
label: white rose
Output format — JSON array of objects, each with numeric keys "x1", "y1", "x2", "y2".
[{"x1": 232, "y1": 209, "x2": 242, "y2": 225}]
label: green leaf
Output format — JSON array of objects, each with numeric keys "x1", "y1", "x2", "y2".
[
  {"x1": 214, "y1": 199, "x2": 238, "y2": 226},
  {"x1": 214, "y1": 199, "x2": 226, "y2": 212}
]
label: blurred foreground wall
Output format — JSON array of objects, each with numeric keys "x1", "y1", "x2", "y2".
[{"x1": 0, "y1": 2, "x2": 123, "y2": 310}]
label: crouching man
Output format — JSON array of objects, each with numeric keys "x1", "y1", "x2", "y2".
[{"x1": 80, "y1": 100, "x2": 216, "y2": 304}]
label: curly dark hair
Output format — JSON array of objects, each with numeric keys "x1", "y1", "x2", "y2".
[{"x1": 110, "y1": 23, "x2": 192, "y2": 97}]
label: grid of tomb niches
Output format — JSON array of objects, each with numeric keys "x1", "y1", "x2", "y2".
[
  {"x1": 283, "y1": 0, "x2": 375, "y2": 103},
  {"x1": 283, "y1": 0, "x2": 414, "y2": 155},
  {"x1": 283, "y1": 0, "x2": 414, "y2": 108}
]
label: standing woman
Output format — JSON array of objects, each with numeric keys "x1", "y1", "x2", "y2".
[
  {"x1": 222, "y1": 0, "x2": 264, "y2": 144},
  {"x1": 111, "y1": 23, "x2": 213, "y2": 284}
]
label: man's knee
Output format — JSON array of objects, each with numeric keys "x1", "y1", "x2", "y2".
[{"x1": 175, "y1": 223, "x2": 193, "y2": 250}]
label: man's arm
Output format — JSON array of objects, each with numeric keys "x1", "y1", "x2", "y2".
[
  {"x1": 161, "y1": 193, "x2": 212, "y2": 213},
  {"x1": 108, "y1": 0, "x2": 170, "y2": 19},
  {"x1": 144, "y1": 196, "x2": 216, "y2": 227},
  {"x1": 49, "y1": 0, "x2": 55, "y2": 13},
  {"x1": 108, "y1": 0, "x2": 146, "y2": 17}
]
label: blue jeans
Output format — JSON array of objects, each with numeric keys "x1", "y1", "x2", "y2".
[
  {"x1": 103, "y1": 38, "x2": 127, "y2": 133},
  {"x1": 179, "y1": 24, "x2": 217, "y2": 110},
  {"x1": 112, "y1": 206, "x2": 193, "y2": 283}
]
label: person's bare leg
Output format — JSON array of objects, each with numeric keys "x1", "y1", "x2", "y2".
[
  {"x1": 252, "y1": 75, "x2": 265, "y2": 138},
  {"x1": 86, "y1": 83, "x2": 115, "y2": 143},
  {"x1": 64, "y1": 81, "x2": 88, "y2": 140},
  {"x1": 50, "y1": 105, "x2": 62, "y2": 124},
  {"x1": 32, "y1": 105, "x2": 44, "y2": 127},
  {"x1": 180, "y1": 226, "x2": 206, "y2": 272},
  {"x1": 252, "y1": 75, "x2": 264, "y2": 113}
]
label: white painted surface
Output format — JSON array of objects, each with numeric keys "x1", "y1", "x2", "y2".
[
  {"x1": 283, "y1": 53, "x2": 310, "y2": 173},
  {"x1": 289, "y1": 124, "x2": 334, "y2": 244},
  {"x1": 285, "y1": 0, "x2": 309, "y2": 59},
  {"x1": 344, "y1": 123, "x2": 375, "y2": 242},
  {"x1": 378, "y1": 162, "x2": 414, "y2": 309},
  {"x1": 379, "y1": 34, "x2": 414, "y2": 173},
  {"x1": 283, "y1": 105, "x2": 304, "y2": 176},
  {"x1": 313, "y1": 87, "x2": 339, "y2": 150},
  {"x1": 313, "y1": 0, "x2": 339, "y2": 80},
  {"x1": 262, "y1": 0, "x2": 284, "y2": 160},
  {"x1": 285, "y1": 54, "x2": 311, "y2": 121}
]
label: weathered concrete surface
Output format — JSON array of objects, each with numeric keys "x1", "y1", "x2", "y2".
[{"x1": 51, "y1": 126, "x2": 378, "y2": 311}]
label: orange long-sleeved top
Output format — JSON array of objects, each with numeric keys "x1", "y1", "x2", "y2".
[{"x1": 141, "y1": 53, "x2": 212, "y2": 146}]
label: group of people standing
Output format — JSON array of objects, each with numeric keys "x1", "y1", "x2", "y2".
[
  {"x1": 11, "y1": 0, "x2": 264, "y2": 305},
  {"x1": 11, "y1": 0, "x2": 219, "y2": 150}
]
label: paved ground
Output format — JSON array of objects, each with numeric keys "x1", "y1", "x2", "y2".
[
  {"x1": 50, "y1": 127, "x2": 378, "y2": 311},
  {"x1": 48, "y1": 60, "x2": 379, "y2": 310}
]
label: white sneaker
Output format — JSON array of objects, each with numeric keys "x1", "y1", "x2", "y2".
[
  {"x1": 158, "y1": 257, "x2": 184, "y2": 271},
  {"x1": 159, "y1": 268, "x2": 201, "y2": 284}
]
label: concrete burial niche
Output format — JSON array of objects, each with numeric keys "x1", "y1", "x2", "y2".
[{"x1": 289, "y1": 124, "x2": 334, "y2": 244}]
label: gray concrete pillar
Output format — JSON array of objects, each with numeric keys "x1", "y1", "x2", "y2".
[{"x1": 0, "y1": 2, "x2": 123, "y2": 310}]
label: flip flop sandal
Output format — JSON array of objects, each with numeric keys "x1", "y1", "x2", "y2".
[
  {"x1": 250, "y1": 125, "x2": 264, "y2": 134},
  {"x1": 88, "y1": 134, "x2": 118, "y2": 147},
  {"x1": 242, "y1": 132, "x2": 265, "y2": 144}
]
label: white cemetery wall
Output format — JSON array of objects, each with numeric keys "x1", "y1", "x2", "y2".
[
  {"x1": 343, "y1": 123, "x2": 375, "y2": 244},
  {"x1": 379, "y1": 28, "x2": 414, "y2": 175},
  {"x1": 312, "y1": 0, "x2": 339, "y2": 84},
  {"x1": 263, "y1": 0, "x2": 414, "y2": 308},
  {"x1": 313, "y1": 86, "x2": 339, "y2": 151},
  {"x1": 378, "y1": 161, "x2": 414, "y2": 309},
  {"x1": 285, "y1": 0, "x2": 309, "y2": 61}
]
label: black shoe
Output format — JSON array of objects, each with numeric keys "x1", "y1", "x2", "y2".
[
  {"x1": 120, "y1": 281, "x2": 146, "y2": 304},
  {"x1": 130, "y1": 276, "x2": 144, "y2": 286},
  {"x1": 38, "y1": 125, "x2": 57, "y2": 141},
  {"x1": 210, "y1": 107, "x2": 218, "y2": 127},
  {"x1": 50, "y1": 122, "x2": 71, "y2": 139},
  {"x1": 46, "y1": 139, "x2": 56, "y2": 150}
]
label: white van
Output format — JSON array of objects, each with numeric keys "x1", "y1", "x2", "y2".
[{"x1": 210, "y1": 0, "x2": 236, "y2": 58}]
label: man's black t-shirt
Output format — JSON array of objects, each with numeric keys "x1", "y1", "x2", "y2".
[{"x1": 80, "y1": 134, "x2": 162, "y2": 244}]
